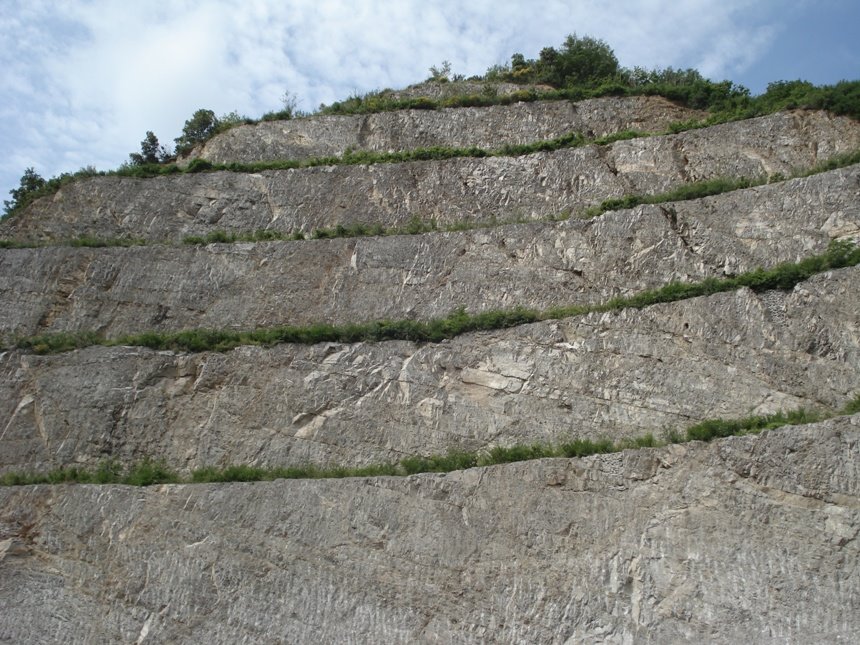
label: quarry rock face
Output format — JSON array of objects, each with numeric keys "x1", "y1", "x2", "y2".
[
  {"x1": 2, "y1": 110, "x2": 858, "y2": 244},
  {"x1": 0, "y1": 166, "x2": 857, "y2": 341},
  {"x1": 1, "y1": 417, "x2": 858, "y2": 644},
  {"x1": 180, "y1": 96, "x2": 705, "y2": 165},
  {"x1": 378, "y1": 79, "x2": 553, "y2": 100},
  {"x1": 0, "y1": 95, "x2": 859, "y2": 642},
  {"x1": 1, "y1": 267, "x2": 858, "y2": 474}
]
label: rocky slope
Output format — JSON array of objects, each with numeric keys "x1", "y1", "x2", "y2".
[
  {"x1": 2, "y1": 266, "x2": 858, "y2": 474},
  {"x1": 1, "y1": 94, "x2": 859, "y2": 642},
  {"x1": 2, "y1": 111, "x2": 857, "y2": 244},
  {"x1": 0, "y1": 166, "x2": 857, "y2": 341},
  {"x1": 1, "y1": 417, "x2": 858, "y2": 644},
  {"x1": 180, "y1": 96, "x2": 704, "y2": 165}
]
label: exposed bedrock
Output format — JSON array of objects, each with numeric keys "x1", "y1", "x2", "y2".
[
  {"x1": 0, "y1": 166, "x2": 857, "y2": 340},
  {"x1": 1, "y1": 418, "x2": 858, "y2": 643},
  {"x1": 3, "y1": 111, "x2": 857, "y2": 244},
  {"x1": 1, "y1": 267, "x2": 857, "y2": 474},
  {"x1": 180, "y1": 96, "x2": 706, "y2": 165}
]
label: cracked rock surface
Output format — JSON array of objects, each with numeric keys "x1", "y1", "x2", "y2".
[
  {"x1": 0, "y1": 166, "x2": 857, "y2": 340},
  {"x1": 2, "y1": 111, "x2": 857, "y2": 244},
  {"x1": 1, "y1": 417, "x2": 858, "y2": 644},
  {"x1": 1, "y1": 267, "x2": 857, "y2": 474},
  {"x1": 180, "y1": 96, "x2": 705, "y2": 165},
  {"x1": 1, "y1": 95, "x2": 859, "y2": 642}
]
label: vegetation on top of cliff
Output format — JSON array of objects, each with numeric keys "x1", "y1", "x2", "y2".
[
  {"x1": 8, "y1": 240, "x2": 859, "y2": 355},
  {"x1": 4, "y1": 33, "x2": 859, "y2": 219},
  {"x1": 2, "y1": 397, "x2": 857, "y2": 487}
]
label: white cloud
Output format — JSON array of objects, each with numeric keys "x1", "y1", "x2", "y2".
[{"x1": 0, "y1": 0, "x2": 810, "y2": 203}]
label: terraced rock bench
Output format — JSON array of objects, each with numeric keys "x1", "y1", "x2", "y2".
[
  {"x1": 1, "y1": 417, "x2": 857, "y2": 643},
  {"x1": 0, "y1": 166, "x2": 856, "y2": 341},
  {"x1": 180, "y1": 95, "x2": 705, "y2": 165},
  {"x1": 2, "y1": 111, "x2": 857, "y2": 244},
  {"x1": 1, "y1": 88, "x2": 859, "y2": 644},
  {"x1": 2, "y1": 266, "x2": 857, "y2": 474}
]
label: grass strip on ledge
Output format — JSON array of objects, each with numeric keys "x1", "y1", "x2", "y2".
[
  {"x1": 2, "y1": 397, "x2": 857, "y2": 488},
  {"x1": 2, "y1": 127, "x2": 637, "y2": 219},
  {"x1": 131, "y1": 128, "x2": 632, "y2": 176},
  {"x1": 0, "y1": 235, "x2": 148, "y2": 250},
  {"x1": 583, "y1": 149, "x2": 860, "y2": 218},
  {"x1": 9, "y1": 240, "x2": 860, "y2": 356},
  {"x1": 4, "y1": 150, "x2": 858, "y2": 251}
]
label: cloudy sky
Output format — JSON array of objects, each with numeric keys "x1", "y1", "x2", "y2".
[{"x1": 1, "y1": 0, "x2": 857, "y2": 205}]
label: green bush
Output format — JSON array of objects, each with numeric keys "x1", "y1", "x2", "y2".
[
  {"x1": 186, "y1": 158, "x2": 214, "y2": 173},
  {"x1": 400, "y1": 450, "x2": 478, "y2": 474},
  {"x1": 479, "y1": 443, "x2": 555, "y2": 465},
  {"x1": 559, "y1": 438, "x2": 616, "y2": 457},
  {"x1": 174, "y1": 109, "x2": 219, "y2": 156}
]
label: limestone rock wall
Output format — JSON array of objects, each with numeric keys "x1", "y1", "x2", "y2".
[
  {"x1": 1, "y1": 93, "x2": 859, "y2": 643},
  {"x1": 1, "y1": 418, "x2": 857, "y2": 643},
  {"x1": 181, "y1": 96, "x2": 705, "y2": 165},
  {"x1": 2, "y1": 267, "x2": 857, "y2": 474},
  {"x1": 0, "y1": 166, "x2": 857, "y2": 341},
  {"x1": 2, "y1": 111, "x2": 857, "y2": 244},
  {"x1": 380, "y1": 79, "x2": 552, "y2": 100}
]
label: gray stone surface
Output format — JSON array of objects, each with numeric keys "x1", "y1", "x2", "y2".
[
  {"x1": 1, "y1": 91, "x2": 859, "y2": 644},
  {"x1": 0, "y1": 166, "x2": 857, "y2": 340},
  {"x1": 1, "y1": 417, "x2": 858, "y2": 643},
  {"x1": 1, "y1": 266, "x2": 858, "y2": 475},
  {"x1": 3, "y1": 111, "x2": 858, "y2": 244},
  {"x1": 180, "y1": 96, "x2": 704, "y2": 165}
]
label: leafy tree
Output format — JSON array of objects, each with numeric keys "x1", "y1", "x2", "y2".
[
  {"x1": 537, "y1": 34, "x2": 619, "y2": 87},
  {"x1": 3, "y1": 167, "x2": 46, "y2": 216},
  {"x1": 128, "y1": 131, "x2": 171, "y2": 166},
  {"x1": 428, "y1": 60, "x2": 452, "y2": 82},
  {"x1": 481, "y1": 34, "x2": 620, "y2": 88},
  {"x1": 511, "y1": 53, "x2": 528, "y2": 72},
  {"x1": 174, "y1": 108, "x2": 219, "y2": 155}
]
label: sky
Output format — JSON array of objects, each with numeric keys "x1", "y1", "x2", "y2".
[{"x1": 1, "y1": 0, "x2": 858, "y2": 206}]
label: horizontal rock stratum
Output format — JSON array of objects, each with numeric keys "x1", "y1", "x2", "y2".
[
  {"x1": 1, "y1": 418, "x2": 857, "y2": 643},
  {"x1": 1, "y1": 166, "x2": 857, "y2": 340},
  {"x1": 180, "y1": 96, "x2": 705, "y2": 165},
  {"x1": 2, "y1": 111, "x2": 858, "y2": 243},
  {"x1": 2, "y1": 266, "x2": 857, "y2": 474}
]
